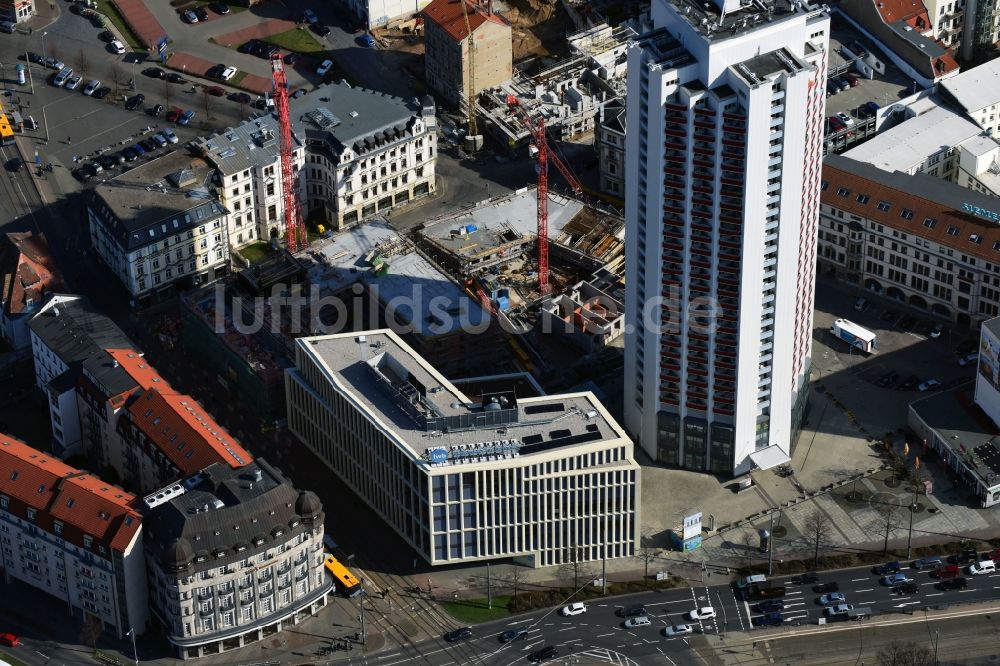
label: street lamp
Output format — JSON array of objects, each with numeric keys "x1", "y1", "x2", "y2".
[
  {"x1": 40, "y1": 31, "x2": 47, "y2": 61},
  {"x1": 125, "y1": 627, "x2": 138, "y2": 666}
]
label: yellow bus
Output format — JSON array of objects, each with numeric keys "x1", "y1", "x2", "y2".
[
  {"x1": 0, "y1": 100, "x2": 13, "y2": 147},
  {"x1": 323, "y1": 554, "x2": 361, "y2": 597}
]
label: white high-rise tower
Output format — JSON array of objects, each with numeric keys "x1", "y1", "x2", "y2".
[{"x1": 623, "y1": 0, "x2": 830, "y2": 475}]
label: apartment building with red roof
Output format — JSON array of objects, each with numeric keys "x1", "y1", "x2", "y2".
[
  {"x1": 422, "y1": 0, "x2": 511, "y2": 111},
  {"x1": 0, "y1": 434, "x2": 148, "y2": 638},
  {"x1": 0, "y1": 232, "x2": 64, "y2": 356}
]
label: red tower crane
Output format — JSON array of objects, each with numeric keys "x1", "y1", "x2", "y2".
[
  {"x1": 271, "y1": 54, "x2": 305, "y2": 253},
  {"x1": 505, "y1": 95, "x2": 582, "y2": 296}
]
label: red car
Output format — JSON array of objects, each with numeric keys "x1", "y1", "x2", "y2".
[
  {"x1": 828, "y1": 116, "x2": 846, "y2": 132},
  {"x1": 205, "y1": 86, "x2": 225, "y2": 97},
  {"x1": 0, "y1": 633, "x2": 21, "y2": 647},
  {"x1": 932, "y1": 564, "x2": 960, "y2": 579},
  {"x1": 166, "y1": 108, "x2": 183, "y2": 123}
]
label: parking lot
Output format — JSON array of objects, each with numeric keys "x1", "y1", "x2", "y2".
[{"x1": 812, "y1": 275, "x2": 979, "y2": 437}]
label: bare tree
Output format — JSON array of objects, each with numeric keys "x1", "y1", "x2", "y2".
[
  {"x1": 802, "y1": 509, "x2": 834, "y2": 567},
  {"x1": 79, "y1": 612, "x2": 103, "y2": 650},
  {"x1": 163, "y1": 77, "x2": 171, "y2": 108},
  {"x1": 636, "y1": 545, "x2": 659, "y2": 587},
  {"x1": 558, "y1": 546, "x2": 594, "y2": 590},
  {"x1": 868, "y1": 503, "x2": 904, "y2": 555},
  {"x1": 504, "y1": 566, "x2": 524, "y2": 601},
  {"x1": 202, "y1": 88, "x2": 212, "y2": 118},
  {"x1": 876, "y1": 640, "x2": 935, "y2": 666},
  {"x1": 740, "y1": 530, "x2": 757, "y2": 571},
  {"x1": 111, "y1": 63, "x2": 124, "y2": 96},
  {"x1": 76, "y1": 47, "x2": 89, "y2": 79}
]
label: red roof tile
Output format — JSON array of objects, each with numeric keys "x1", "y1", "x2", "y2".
[
  {"x1": 423, "y1": 0, "x2": 507, "y2": 42},
  {"x1": 0, "y1": 434, "x2": 141, "y2": 553},
  {"x1": 126, "y1": 388, "x2": 252, "y2": 476},
  {"x1": 106, "y1": 348, "x2": 173, "y2": 392},
  {"x1": 1, "y1": 232, "x2": 64, "y2": 316}
]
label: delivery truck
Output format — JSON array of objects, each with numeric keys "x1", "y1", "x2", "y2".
[{"x1": 830, "y1": 318, "x2": 877, "y2": 353}]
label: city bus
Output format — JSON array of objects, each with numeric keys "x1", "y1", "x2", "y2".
[
  {"x1": 324, "y1": 554, "x2": 362, "y2": 598},
  {"x1": 0, "y1": 100, "x2": 13, "y2": 146}
]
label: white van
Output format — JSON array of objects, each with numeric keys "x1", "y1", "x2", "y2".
[
  {"x1": 968, "y1": 560, "x2": 996, "y2": 575},
  {"x1": 53, "y1": 67, "x2": 73, "y2": 87}
]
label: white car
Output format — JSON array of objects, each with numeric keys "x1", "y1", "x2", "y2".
[
  {"x1": 110, "y1": 39, "x2": 126, "y2": 54},
  {"x1": 664, "y1": 624, "x2": 693, "y2": 637},
  {"x1": 687, "y1": 607, "x2": 716, "y2": 621},
  {"x1": 835, "y1": 112, "x2": 856, "y2": 127},
  {"x1": 183, "y1": 9, "x2": 198, "y2": 22},
  {"x1": 824, "y1": 603, "x2": 854, "y2": 617},
  {"x1": 160, "y1": 128, "x2": 178, "y2": 144},
  {"x1": 220, "y1": 66, "x2": 237, "y2": 81},
  {"x1": 918, "y1": 379, "x2": 941, "y2": 392},
  {"x1": 83, "y1": 79, "x2": 101, "y2": 95},
  {"x1": 968, "y1": 560, "x2": 996, "y2": 575},
  {"x1": 623, "y1": 616, "x2": 651, "y2": 629},
  {"x1": 560, "y1": 602, "x2": 587, "y2": 617},
  {"x1": 316, "y1": 59, "x2": 333, "y2": 76},
  {"x1": 930, "y1": 324, "x2": 944, "y2": 339},
  {"x1": 64, "y1": 75, "x2": 82, "y2": 90}
]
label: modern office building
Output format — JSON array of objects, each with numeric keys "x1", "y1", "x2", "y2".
[
  {"x1": 423, "y1": 0, "x2": 512, "y2": 111},
  {"x1": 818, "y1": 154, "x2": 1000, "y2": 327},
  {"x1": 142, "y1": 460, "x2": 331, "y2": 658},
  {"x1": 285, "y1": 329, "x2": 639, "y2": 568},
  {"x1": 623, "y1": 0, "x2": 831, "y2": 475},
  {"x1": 0, "y1": 434, "x2": 148, "y2": 638}
]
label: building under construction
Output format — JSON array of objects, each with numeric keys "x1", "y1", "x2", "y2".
[{"x1": 416, "y1": 187, "x2": 624, "y2": 306}]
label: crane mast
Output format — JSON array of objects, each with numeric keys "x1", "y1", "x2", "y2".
[
  {"x1": 459, "y1": 0, "x2": 478, "y2": 143},
  {"x1": 271, "y1": 54, "x2": 305, "y2": 253}
]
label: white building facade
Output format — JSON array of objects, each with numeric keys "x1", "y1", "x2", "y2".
[
  {"x1": 0, "y1": 434, "x2": 148, "y2": 638},
  {"x1": 623, "y1": 0, "x2": 830, "y2": 475},
  {"x1": 285, "y1": 330, "x2": 639, "y2": 568}
]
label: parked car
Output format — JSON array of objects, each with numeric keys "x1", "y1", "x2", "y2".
[
  {"x1": 194, "y1": 6, "x2": 209, "y2": 21},
  {"x1": 313, "y1": 23, "x2": 331, "y2": 36},
  {"x1": 443, "y1": 627, "x2": 472, "y2": 642},
  {"x1": 139, "y1": 138, "x2": 158, "y2": 152},
  {"x1": 211, "y1": 1, "x2": 230, "y2": 13},
  {"x1": 228, "y1": 92, "x2": 252, "y2": 104},
  {"x1": 863, "y1": 101, "x2": 880, "y2": 116},
  {"x1": 930, "y1": 324, "x2": 945, "y2": 339},
  {"x1": 150, "y1": 103, "x2": 165, "y2": 116},
  {"x1": 44, "y1": 56, "x2": 65, "y2": 70},
  {"x1": 0, "y1": 21, "x2": 15, "y2": 33},
  {"x1": 124, "y1": 93, "x2": 145, "y2": 110},
  {"x1": 843, "y1": 73, "x2": 860, "y2": 87},
  {"x1": 958, "y1": 352, "x2": 979, "y2": 367},
  {"x1": 358, "y1": 34, "x2": 376, "y2": 47},
  {"x1": 913, "y1": 556, "x2": 943, "y2": 570},
  {"x1": 877, "y1": 371, "x2": 899, "y2": 388},
  {"x1": 624, "y1": 616, "x2": 652, "y2": 629},
  {"x1": 836, "y1": 112, "x2": 855, "y2": 127},
  {"x1": 854, "y1": 297, "x2": 869, "y2": 311},
  {"x1": 498, "y1": 627, "x2": 528, "y2": 643},
  {"x1": 813, "y1": 581, "x2": 839, "y2": 593},
  {"x1": 161, "y1": 128, "x2": 178, "y2": 143},
  {"x1": 291, "y1": 88, "x2": 306, "y2": 99},
  {"x1": 220, "y1": 66, "x2": 237, "y2": 80},
  {"x1": 64, "y1": 75, "x2": 82, "y2": 90},
  {"x1": 937, "y1": 576, "x2": 968, "y2": 590},
  {"x1": 183, "y1": 9, "x2": 199, "y2": 23},
  {"x1": 825, "y1": 604, "x2": 854, "y2": 617},
  {"x1": 819, "y1": 592, "x2": 846, "y2": 606},
  {"x1": 968, "y1": 560, "x2": 996, "y2": 575},
  {"x1": 933, "y1": 564, "x2": 961, "y2": 579},
  {"x1": 316, "y1": 59, "x2": 333, "y2": 76},
  {"x1": 144, "y1": 67, "x2": 165, "y2": 79},
  {"x1": 121, "y1": 147, "x2": 138, "y2": 162},
  {"x1": 177, "y1": 109, "x2": 195, "y2": 125},
  {"x1": 72, "y1": 166, "x2": 92, "y2": 182},
  {"x1": 132, "y1": 142, "x2": 145, "y2": 157},
  {"x1": 828, "y1": 116, "x2": 846, "y2": 132},
  {"x1": 238, "y1": 39, "x2": 260, "y2": 54},
  {"x1": 753, "y1": 599, "x2": 785, "y2": 613},
  {"x1": 560, "y1": 602, "x2": 587, "y2": 616},
  {"x1": 752, "y1": 612, "x2": 784, "y2": 627},
  {"x1": 302, "y1": 8, "x2": 317, "y2": 23},
  {"x1": 876, "y1": 562, "x2": 901, "y2": 575},
  {"x1": 857, "y1": 103, "x2": 876, "y2": 119},
  {"x1": 93, "y1": 86, "x2": 111, "y2": 99},
  {"x1": 151, "y1": 133, "x2": 167, "y2": 148},
  {"x1": 166, "y1": 108, "x2": 182, "y2": 122},
  {"x1": 83, "y1": 79, "x2": 101, "y2": 95},
  {"x1": 166, "y1": 72, "x2": 185, "y2": 84},
  {"x1": 899, "y1": 375, "x2": 919, "y2": 390},
  {"x1": 284, "y1": 52, "x2": 299, "y2": 65},
  {"x1": 918, "y1": 379, "x2": 941, "y2": 392},
  {"x1": 528, "y1": 646, "x2": 558, "y2": 663},
  {"x1": 109, "y1": 39, "x2": 126, "y2": 54},
  {"x1": 618, "y1": 604, "x2": 647, "y2": 618},
  {"x1": 882, "y1": 573, "x2": 912, "y2": 586},
  {"x1": 25, "y1": 51, "x2": 45, "y2": 65},
  {"x1": 205, "y1": 86, "x2": 226, "y2": 97},
  {"x1": 96, "y1": 154, "x2": 118, "y2": 169},
  {"x1": 663, "y1": 624, "x2": 693, "y2": 637},
  {"x1": 687, "y1": 607, "x2": 716, "y2": 620},
  {"x1": 0, "y1": 633, "x2": 21, "y2": 647}
]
